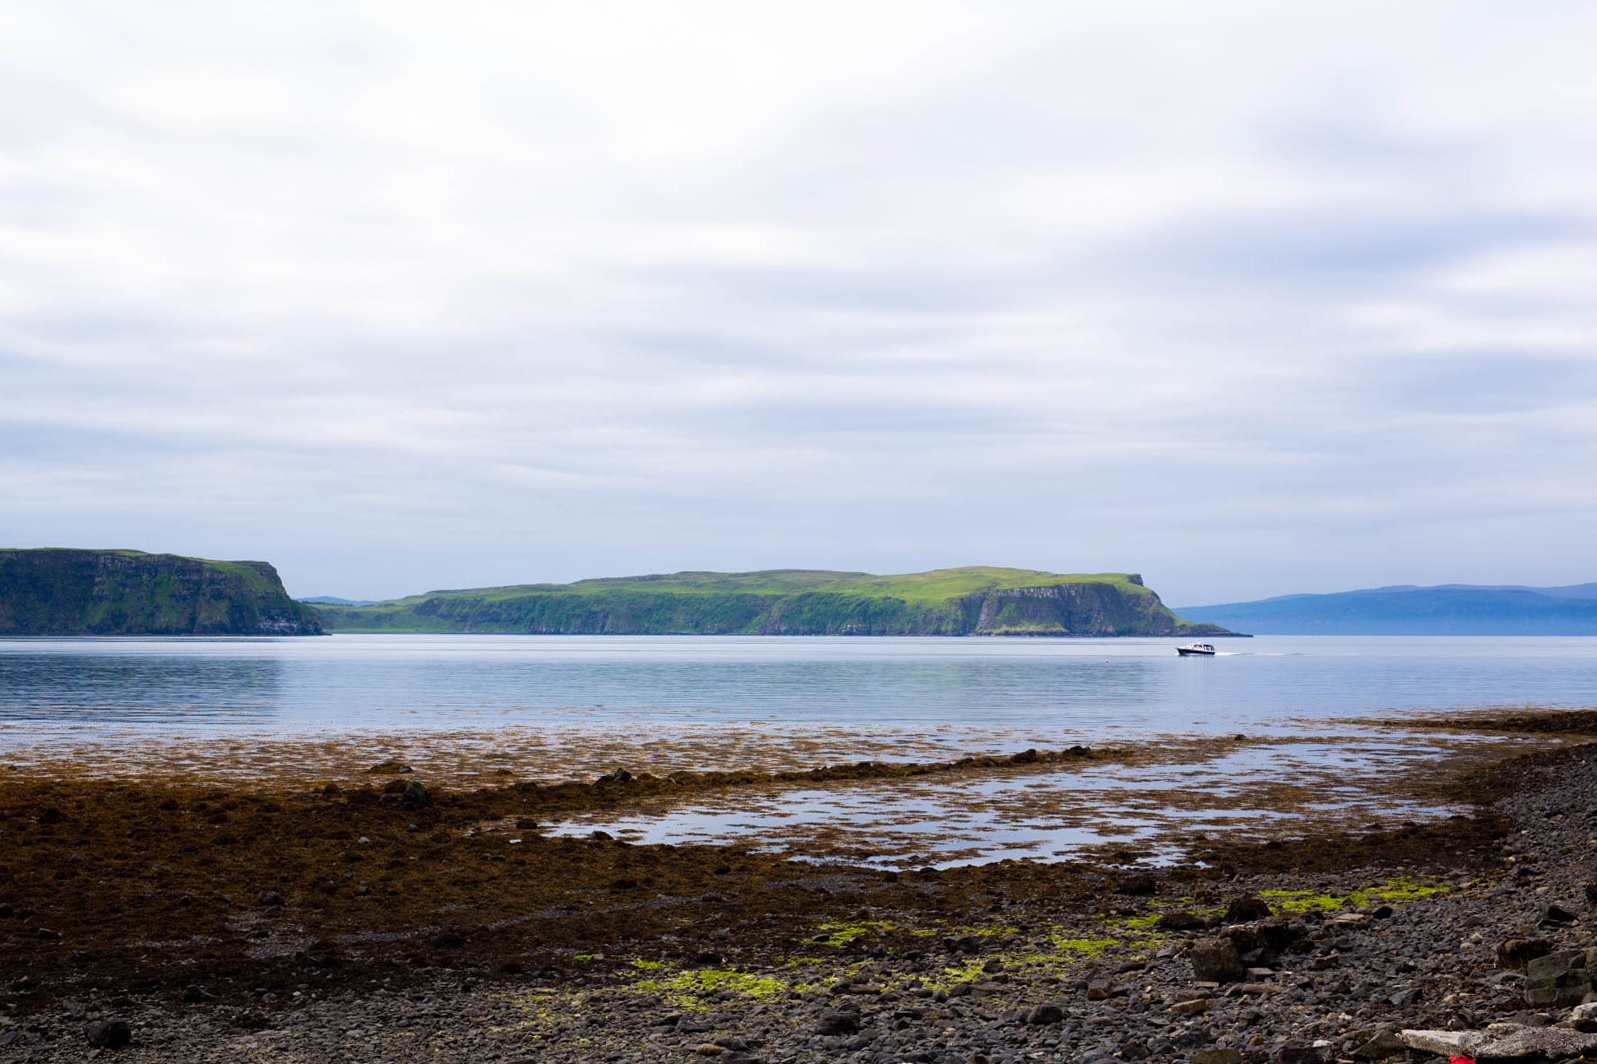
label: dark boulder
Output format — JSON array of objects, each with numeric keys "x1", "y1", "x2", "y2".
[
  {"x1": 1353, "y1": 1030, "x2": 1406, "y2": 1059},
  {"x1": 1497, "y1": 936, "x2": 1553, "y2": 970},
  {"x1": 1117, "y1": 874, "x2": 1158, "y2": 896},
  {"x1": 1025, "y1": 1003, "x2": 1066, "y2": 1025},
  {"x1": 1539, "y1": 902, "x2": 1577, "y2": 926},
  {"x1": 1222, "y1": 924, "x2": 1263, "y2": 954},
  {"x1": 1224, "y1": 894, "x2": 1273, "y2": 922},
  {"x1": 1275, "y1": 1046, "x2": 1328, "y2": 1064},
  {"x1": 1155, "y1": 911, "x2": 1208, "y2": 931},
  {"x1": 86, "y1": 1019, "x2": 132, "y2": 1049},
  {"x1": 1190, "y1": 937, "x2": 1246, "y2": 982},
  {"x1": 1257, "y1": 916, "x2": 1299, "y2": 951}
]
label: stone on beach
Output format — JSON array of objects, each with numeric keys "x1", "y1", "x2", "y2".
[
  {"x1": 1353, "y1": 1029, "x2": 1407, "y2": 1059},
  {"x1": 85, "y1": 1018, "x2": 131, "y2": 1048},
  {"x1": 1497, "y1": 936, "x2": 1553, "y2": 970},
  {"x1": 814, "y1": 1009, "x2": 859, "y2": 1035},
  {"x1": 1190, "y1": 936, "x2": 1246, "y2": 982},
  {"x1": 1224, "y1": 893, "x2": 1273, "y2": 922},
  {"x1": 1154, "y1": 911, "x2": 1208, "y2": 930},
  {"x1": 401, "y1": 780, "x2": 429, "y2": 808},
  {"x1": 1402, "y1": 1024, "x2": 1597, "y2": 1062},
  {"x1": 1191, "y1": 1049, "x2": 1242, "y2": 1064},
  {"x1": 1521, "y1": 946, "x2": 1597, "y2": 1007},
  {"x1": 1024, "y1": 1003, "x2": 1066, "y2": 1024}
]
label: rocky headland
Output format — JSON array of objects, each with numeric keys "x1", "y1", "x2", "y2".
[
  {"x1": 314, "y1": 567, "x2": 1237, "y2": 637},
  {"x1": 0, "y1": 549, "x2": 321, "y2": 636}
]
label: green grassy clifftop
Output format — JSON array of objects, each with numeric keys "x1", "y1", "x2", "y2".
[
  {"x1": 316, "y1": 567, "x2": 1235, "y2": 637},
  {"x1": 0, "y1": 549, "x2": 323, "y2": 636}
]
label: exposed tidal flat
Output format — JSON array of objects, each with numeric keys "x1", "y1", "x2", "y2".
[
  {"x1": 3, "y1": 636, "x2": 1597, "y2": 1061},
  {"x1": 2, "y1": 634, "x2": 1596, "y2": 864},
  {"x1": 2, "y1": 719, "x2": 1596, "y2": 1063}
]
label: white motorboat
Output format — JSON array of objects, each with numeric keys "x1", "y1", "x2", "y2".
[{"x1": 1176, "y1": 643, "x2": 1216, "y2": 656}]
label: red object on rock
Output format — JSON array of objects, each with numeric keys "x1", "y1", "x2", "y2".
[{"x1": 1449, "y1": 1056, "x2": 1476, "y2": 1064}]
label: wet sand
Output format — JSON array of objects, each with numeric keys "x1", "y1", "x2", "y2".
[{"x1": 0, "y1": 719, "x2": 1557, "y2": 867}]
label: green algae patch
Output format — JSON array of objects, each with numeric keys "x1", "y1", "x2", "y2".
[
  {"x1": 1257, "y1": 889, "x2": 1348, "y2": 913},
  {"x1": 1367, "y1": 877, "x2": 1446, "y2": 902},
  {"x1": 1100, "y1": 912, "x2": 1164, "y2": 930},
  {"x1": 1092, "y1": 899, "x2": 1223, "y2": 932},
  {"x1": 925, "y1": 933, "x2": 1120, "y2": 989},
  {"x1": 1261, "y1": 877, "x2": 1445, "y2": 913},
  {"x1": 504, "y1": 988, "x2": 559, "y2": 1008},
  {"x1": 631, "y1": 968, "x2": 787, "y2": 1009},
  {"x1": 781, "y1": 956, "x2": 833, "y2": 968},
  {"x1": 1009, "y1": 937, "x2": 1121, "y2": 974},
  {"x1": 501, "y1": 987, "x2": 567, "y2": 1034},
  {"x1": 932, "y1": 959, "x2": 990, "y2": 987},
  {"x1": 905, "y1": 923, "x2": 1019, "y2": 939},
  {"x1": 815, "y1": 919, "x2": 897, "y2": 946}
]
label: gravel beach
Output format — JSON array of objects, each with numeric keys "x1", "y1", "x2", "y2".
[{"x1": 2, "y1": 725, "x2": 1594, "y2": 1063}]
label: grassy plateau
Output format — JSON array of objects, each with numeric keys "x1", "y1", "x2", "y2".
[{"x1": 313, "y1": 566, "x2": 1235, "y2": 637}]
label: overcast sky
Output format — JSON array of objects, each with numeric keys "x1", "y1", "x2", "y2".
[{"x1": 3, "y1": 1, "x2": 1596, "y2": 605}]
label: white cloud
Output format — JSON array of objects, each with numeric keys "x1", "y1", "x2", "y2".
[{"x1": 2, "y1": 1, "x2": 1597, "y2": 601}]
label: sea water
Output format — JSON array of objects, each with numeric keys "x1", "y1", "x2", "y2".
[
  {"x1": 2, "y1": 634, "x2": 1591, "y2": 863},
  {"x1": 0, "y1": 633, "x2": 1592, "y2": 738}
]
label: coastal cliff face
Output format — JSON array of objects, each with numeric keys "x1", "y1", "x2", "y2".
[
  {"x1": 0, "y1": 549, "x2": 323, "y2": 636},
  {"x1": 317, "y1": 568, "x2": 1234, "y2": 637},
  {"x1": 960, "y1": 582, "x2": 1219, "y2": 636}
]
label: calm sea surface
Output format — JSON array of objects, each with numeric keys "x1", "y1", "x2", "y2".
[
  {"x1": 0, "y1": 634, "x2": 1593, "y2": 743},
  {"x1": 3, "y1": 634, "x2": 1592, "y2": 863}
]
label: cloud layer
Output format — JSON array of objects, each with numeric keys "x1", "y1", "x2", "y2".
[{"x1": 3, "y1": 1, "x2": 1595, "y2": 602}]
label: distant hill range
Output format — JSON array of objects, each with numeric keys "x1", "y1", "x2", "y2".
[
  {"x1": 1178, "y1": 583, "x2": 1597, "y2": 635},
  {"x1": 314, "y1": 567, "x2": 1237, "y2": 637},
  {"x1": 0, "y1": 549, "x2": 323, "y2": 636}
]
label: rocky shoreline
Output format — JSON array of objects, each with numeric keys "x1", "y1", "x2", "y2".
[{"x1": 2, "y1": 734, "x2": 1594, "y2": 1063}]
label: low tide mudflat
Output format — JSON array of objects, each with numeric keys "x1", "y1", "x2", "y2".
[{"x1": 3, "y1": 711, "x2": 1596, "y2": 1062}]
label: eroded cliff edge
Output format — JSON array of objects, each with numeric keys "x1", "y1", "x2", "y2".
[{"x1": 0, "y1": 549, "x2": 323, "y2": 636}]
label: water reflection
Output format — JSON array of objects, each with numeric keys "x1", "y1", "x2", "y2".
[{"x1": 0, "y1": 652, "x2": 283, "y2": 722}]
